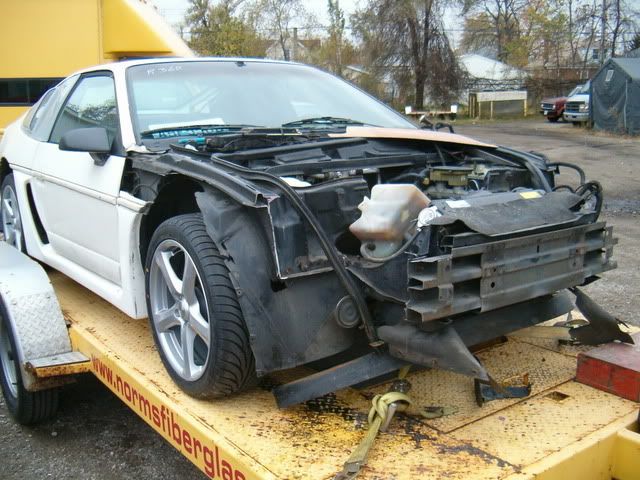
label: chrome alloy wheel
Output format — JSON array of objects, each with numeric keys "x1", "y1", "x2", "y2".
[
  {"x1": 149, "y1": 239, "x2": 211, "y2": 382},
  {"x1": 0, "y1": 318, "x2": 18, "y2": 398},
  {"x1": 1, "y1": 183, "x2": 22, "y2": 249}
]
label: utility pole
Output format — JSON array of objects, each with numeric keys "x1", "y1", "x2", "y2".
[
  {"x1": 600, "y1": 0, "x2": 607, "y2": 64},
  {"x1": 292, "y1": 27, "x2": 298, "y2": 62}
]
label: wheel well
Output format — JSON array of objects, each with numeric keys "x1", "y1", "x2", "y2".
[{"x1": 139, "y1": 175, "x2": 204, "y2": 263}]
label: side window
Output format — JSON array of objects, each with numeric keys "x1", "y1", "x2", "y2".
[
  {"x1": 49, "y1": 75, "x2": 119, "y2": 145},
  {"x1": 30, "y1": 74, "x2": 79, "y2": 142}
]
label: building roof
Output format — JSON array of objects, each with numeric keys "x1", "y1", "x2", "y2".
[
  {"x1": 459, "y1": 53, "x2": 526, "y2": 81},
  {"x1": 608, "y1": 57, "x2": 640, "y2": 80},
  {"x1": 624, "y1": 47, "x2": 640, "y2": 58}
]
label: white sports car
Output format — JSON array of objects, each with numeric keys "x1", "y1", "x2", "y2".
[{"x1": 0, "y1": 58, "x2": 622, "y2": 407}]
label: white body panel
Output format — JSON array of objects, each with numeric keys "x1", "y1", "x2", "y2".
[
  {"x1": 0, "y1": 61, "x2": 152, "y2": 319},
  {"x1": 30, "y1": 144, "x2": 124, "y2": 284}
]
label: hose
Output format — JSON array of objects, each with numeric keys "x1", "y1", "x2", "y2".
[
  {"x1": 360, "y1": 228, "x2": 422, "y2": 263},
  {"x1": 547, "y1": 162, "x2": 586, "y2": 185},
  {"x1": 387, "y1": 168, "x2": 428, "y2": 184},
  {"x1": 552, "y1": 184, "x2": 575, "y2": 193},
  {"x1": 495, "y1": 147, "x2": 553, "y2": 192},
  {"x1": 575, "y1": 180, "x2": 603, "y2": 219}
]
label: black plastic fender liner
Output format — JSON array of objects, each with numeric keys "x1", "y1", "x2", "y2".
[
  {"x1": 377, "y1": 324, "x2": 490, "y2": 381},
  {"x1": 195, "y1": 188, "x2": 357, "y2": 375},
  {"x1": 209, "y1": 156, "x2": 379, "y2": 345},
  {"x1": 569, "y1": 287, "x2": 634, "y2": 345}
]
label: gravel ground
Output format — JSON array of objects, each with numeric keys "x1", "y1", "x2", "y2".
[
  {"x1": 455, "y1": 120, "x2": 640, "y2": 325},
  {"x1": 1, "y1": 119, "x2": 638, "y2": 479}
]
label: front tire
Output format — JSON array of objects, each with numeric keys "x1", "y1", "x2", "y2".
[
  {"x1": 1, "y1": 174, "x2": 26, "y2": 252},
  {"x1": 145, "y1": 213, "x2": 255, "y2": 398},
  {"x1": 0, "y1": 300, "x2": 59, "y2": 425}
]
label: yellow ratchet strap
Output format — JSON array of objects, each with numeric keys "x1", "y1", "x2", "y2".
[{"x1": 333, "y1": 366, "x2": 412, "y2": 480}]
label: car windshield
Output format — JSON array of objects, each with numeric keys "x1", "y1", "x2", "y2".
[
  {"x1": 569, "y1": 82, "x2": 590, "y2": 97},
  {"x1": 568, "y1": 86, "x2": 581, "y2": 97},
  {"x1": 126, "y1": 61, "x2": 414, "y2": 139}
]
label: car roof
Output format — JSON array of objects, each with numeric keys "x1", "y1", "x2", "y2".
[{"x1": 71, "y1": 57, "x2": 304, "y2": 77}]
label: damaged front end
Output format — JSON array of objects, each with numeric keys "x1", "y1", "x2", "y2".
[{"x1": 132, "y1": 127, "x2": 622, "y2": 407}]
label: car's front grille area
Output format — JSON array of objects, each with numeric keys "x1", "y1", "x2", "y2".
[
  {"x1": 406, "y1": 222, "x2": 616, "y2": 323},
  {"x1": 565, "y1": 101, "x2": 584, "y2": 113},
  {"x1": 541, "y1": 103, "x2": 555, "y2": 110}
]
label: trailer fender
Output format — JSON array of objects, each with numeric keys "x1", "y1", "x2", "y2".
[{"x1": 0, "y1": 243, "x2": 72, "y2": 391}]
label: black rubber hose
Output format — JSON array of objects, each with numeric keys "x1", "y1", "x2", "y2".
[
  {"x1": 575, "y1": 180, "x2": 603, "y2": 219},
  {"x1": 387, "y1": 167, "x2": 428, "y2": 184},
  {"x1": 360, "y1": 229, "x2": 421, "y2": 263},
  {"x1": 494, "y1": 147, "x2": 553, "y2": 192},
  {"x1": 547, "y1": 162, "x2": 586, "y2": 185},
  {"x1": 552, "y1": 184, "x2": 576, "y2": 193},
  {"x1": 210, "y1": 156, "x2": 380, "y2": 345}
]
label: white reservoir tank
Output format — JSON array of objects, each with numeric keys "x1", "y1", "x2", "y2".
[{"x1": 349, "y1": 184, "x2": 430, "y2": 259}]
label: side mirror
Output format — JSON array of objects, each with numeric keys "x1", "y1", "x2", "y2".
[{"x1": 59, "y1": 127, "x2": 112, "y2": 166}]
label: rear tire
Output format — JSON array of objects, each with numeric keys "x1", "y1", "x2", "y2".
[
  {"x1": 1, "y1": 173, "x2": 26, "y2": 252},
  {"x1": 0, "y1": 300, "x2": 59, "y2": 425},
  {"x1": 145, "y1": 213, "x2": 255, "y2": 399}
]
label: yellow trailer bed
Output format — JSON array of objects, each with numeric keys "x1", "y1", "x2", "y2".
[{"x1": 51, "y1": 271, "x2": 639, "y2": 480}]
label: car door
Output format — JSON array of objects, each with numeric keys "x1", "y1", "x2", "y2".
[{"x1": 31, "y1": 72, "x2": 125, "y2": 285}]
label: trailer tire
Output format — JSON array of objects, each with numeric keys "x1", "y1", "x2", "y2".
[
  {"x1": 145, "y1": 213, "x2": 255, "y2": 399},
  {"x1": 0, "y1": 300, "x2": 59, "y2": 425}
]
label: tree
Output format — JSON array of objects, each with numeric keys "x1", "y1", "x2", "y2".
[
  {"x1": 607, "y1": 0, "x2": 640, "y2": 58},
  {"x1": 628, "y1": 31, "x2": 640, "y2": 51},
  {"x1": 246, "y1": 0, "x2": 315, "y2": 61},
  {"x1": 312, "y1": 1, "x2": 357, "y2": 75},
  {"x1": 460, "y1": 0, "x2": 526, "y2": 63},
  {"x1": 185, "y1": 0, "x2": 264, "y2": 57},
  {"x1": 352, "y1": 0, "x2": 464, "y2": 108}
]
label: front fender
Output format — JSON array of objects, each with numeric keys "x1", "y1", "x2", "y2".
[{"x1": 195, "y1": 188, "x2": 356, "y2": 375}]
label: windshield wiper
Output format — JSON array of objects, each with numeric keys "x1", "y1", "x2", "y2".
[
  {"x1": 141, "y1": 124, "x2": 261, "y2": 139},
  {"x1": 281, "y1": 116, "x2": 369, "y2": 128}
]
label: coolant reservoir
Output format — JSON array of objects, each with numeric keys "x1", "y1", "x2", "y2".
[{"x1": 349, "y1": 184, "x2": 430, "y2": 259}]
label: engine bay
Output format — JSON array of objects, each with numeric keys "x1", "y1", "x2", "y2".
[{"x1": 163, "y1": 131, "x2": 602, "y2": 279}]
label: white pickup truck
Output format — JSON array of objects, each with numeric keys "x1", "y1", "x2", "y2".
[{"x1": 563, "y1": 81, "x2": 591, "y2": 124}]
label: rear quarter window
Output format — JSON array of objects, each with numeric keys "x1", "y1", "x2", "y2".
[
  {"x1": 29, "y1": 74, "x2": 79, "y2": 142},
  {"x1": 22, "y1": 88, "x2": 55, "y2": 133}
]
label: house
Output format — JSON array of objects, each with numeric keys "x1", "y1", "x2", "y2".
[
  {"x1": 459, "y1": 53, "x2": 527, "y2": 91},
  {"x1": 264, "y1": 36, "x2": 320, "y2": 62}
]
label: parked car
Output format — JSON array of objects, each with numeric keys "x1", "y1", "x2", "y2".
[
  {"x1": 564, "y1": 82, "x2": 591, "y2": 125},
  {"x1": 0, "y1": 58, "x2": 618, "y2": 401},
  {"x1": 539, "y1": 84, "x2": 583, "y2": 122}
]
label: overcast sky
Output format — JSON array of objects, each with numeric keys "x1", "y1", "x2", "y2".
[
  {"x1": 150, "y1": 0, "x2": 462, "y2": 43},
  {"x1": 150, "y1": 0, "x2": 362, "y2": 26}
]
